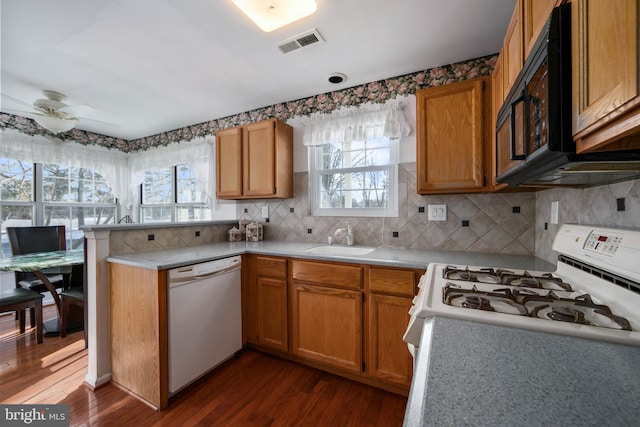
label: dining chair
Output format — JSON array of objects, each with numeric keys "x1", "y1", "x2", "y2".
[
  {"x1": 6, "y1": 225, "x2": 69, "y2": 326},
  {"x1": 0, "y1": 287, "x2": 44, "y2": 343},
  {"x1": 60, "y1": 250, "x2": 87, "y2": 348}
]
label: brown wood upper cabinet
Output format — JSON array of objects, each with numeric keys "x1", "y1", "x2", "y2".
[
  {"x1": 216, "y1": 118, "x2": 293, "y2": 199},
  {"x1": 416, "y1": 77, "x2": 491, "y2": 194},
  {"x1": 490, "y1": 51, "x2": 507, "y2": 191},
  {"x1": 503, "y1": 0, "x2": 559, "y2": 98},
  {"x1": 502, "y1": 0, "x2": 524, "y2": 97},
  {"x1": 523, "y1": 0, "x2": 559, "y2": 59},
  {"x1": 572, "y1": 0, "x2": 640, "y2": 153}
]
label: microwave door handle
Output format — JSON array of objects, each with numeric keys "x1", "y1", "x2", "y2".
[
  {"x1": 510, "y1": 95, "x2": 527, "y2": 161},
  {"x1": 528, "y1": 95, "x2": 542, "y2": 151}
]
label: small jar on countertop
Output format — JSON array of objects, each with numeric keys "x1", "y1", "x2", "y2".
[
  {"x1": 245, "y1": 222, "x2": 263, "y2": 241},
  {"x1": 239, "y1": 214, "x2": 251, "y2": 239},
  {"x1": 227, "y1": 226, "x2": 243, "y2": 242}
]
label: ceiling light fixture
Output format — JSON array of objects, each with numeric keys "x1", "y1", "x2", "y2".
[
  {"x1": 231, "y1": 0, "x2": 317, "y2": 32},
  {"x1": 328, "y1": 73, "x2": 347, "y2": 84},
  {"x1": 33, "y1": 115, "x2": 77, "y2": 134}
]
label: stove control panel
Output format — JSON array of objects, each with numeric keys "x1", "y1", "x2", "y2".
[{"x1": 584, "y1": 231, "x2": 622, "y2": 256}]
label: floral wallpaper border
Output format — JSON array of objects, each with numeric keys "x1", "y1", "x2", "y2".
[{"x1": 1, "y1": 54, "x2": 497, "y2": 153}]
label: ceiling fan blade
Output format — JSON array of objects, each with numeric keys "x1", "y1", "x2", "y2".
[
  {"x1": 1, "y1": 93, "x2": 35, "y2": 110},
  {"x1": 58, "y1": 104, "x2": 96, "y2": 117},
  {"x1": 78, "y1": 117, "x2": 119, "y2": 128},
  {"x1": 1, "y1": 108, "x2": 38, "y2": 119}
]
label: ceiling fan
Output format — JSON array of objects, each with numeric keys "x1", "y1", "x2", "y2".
[{"x1": 2, "y1": 90, "x2": 97, "y2": 134}]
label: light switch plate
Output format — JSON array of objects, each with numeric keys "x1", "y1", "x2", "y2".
[
  {"x1": 550, "y1": 201, "x2": 559, "y2": 224},
  {"x1": 428, "y1": 204, "x2": 447, "y2": 221},
  {"x1": 261, "y1": 206, "x2": 269, "y2": 218}
]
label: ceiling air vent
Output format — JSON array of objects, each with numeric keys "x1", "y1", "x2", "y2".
[{"x1": 276, "y1": 29, "x2": 324, "y2": 54}]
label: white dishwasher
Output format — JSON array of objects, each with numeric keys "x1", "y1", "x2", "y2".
[{"x1": 168, "y1": 255, "x2": 242, "y2": 394}]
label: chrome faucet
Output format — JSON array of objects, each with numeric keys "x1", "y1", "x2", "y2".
[{"x1": 334, "y1": 222, "x2": 354, "y2": 246}]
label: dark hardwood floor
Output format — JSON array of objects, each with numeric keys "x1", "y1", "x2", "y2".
[{"x1": 1, "y1": 306, "x2": 407, "y2": 426}]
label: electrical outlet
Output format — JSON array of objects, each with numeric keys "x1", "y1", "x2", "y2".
[
  {"x1": 262, "y1": 206, "x2": 269, "y2": 218},
  {"x1": 428, "y1": 204, "x2": 447, "y2": 221},
  {"x1": 550, "y1": 201, "x2": 559, "y2": 225}
]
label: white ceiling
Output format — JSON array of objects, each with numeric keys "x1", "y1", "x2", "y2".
[{"x1": 1, "y1": 0, "x2": 516, "y2": 141}]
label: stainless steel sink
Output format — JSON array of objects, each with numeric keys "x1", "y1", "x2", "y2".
[{"x1": 304, "y1": 245, "x2": 376, "y2": 256}]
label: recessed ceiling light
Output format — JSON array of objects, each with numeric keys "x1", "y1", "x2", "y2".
[
  {"x1": 231, "y1": 0, "x2": 317, "y2": 32},
  {"x1": 328, "y1": 73, "x2": 347, "y2": 84}
]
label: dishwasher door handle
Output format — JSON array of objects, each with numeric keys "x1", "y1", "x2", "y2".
[
  {"x1": 192, "y1": 264, "x2": 241, "y2": 280},
  {"x1": 169, "y1": 264, "x2": 240, "y2": 288}
]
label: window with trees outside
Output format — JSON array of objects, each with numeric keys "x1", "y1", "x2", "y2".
[
  {"x1": 309, "y1": 136, "x2": 398, "y2": 217},
  {"x1": 141, "y1": 164, "x2": 211, "y2": 223},
  {"x1": 0, "y1": 158, "x2": 117, "y2": 256}
]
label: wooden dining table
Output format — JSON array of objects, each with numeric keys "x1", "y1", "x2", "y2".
[{"x1": 0, "y1": 248, "x2": 85, "y2": 335}]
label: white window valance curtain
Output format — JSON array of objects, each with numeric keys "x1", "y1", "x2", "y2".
[
  {"x1": 302, "y1": 100, "x2": 410, "y2": 146},
  {"x1": 127, "y1": 136, "x2": 215, "y2": 210},
  {"x1": 0, "y1": 129, "x2": 129, "y2": 204},
  {"x1": 0, "y1": 129, "x2": 215, "y2": 214}
]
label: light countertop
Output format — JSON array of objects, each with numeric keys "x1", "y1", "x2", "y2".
[
  {"x1": 106, "y1": 241, "x2": 557, "y2": 272},
  {"x1": 404, "y1": 317, "x2": 640, "y2": 427}
]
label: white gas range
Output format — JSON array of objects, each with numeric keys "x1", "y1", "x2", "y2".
[{"x1": 403, "y1": 224, "x2": 640, "y2": 351}]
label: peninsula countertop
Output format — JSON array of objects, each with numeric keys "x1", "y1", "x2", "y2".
[{"x1": 105, "y1": 240, "x2": 557, "y2": 272}]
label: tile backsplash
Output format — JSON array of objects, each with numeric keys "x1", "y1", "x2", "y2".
[
  {"x1": 107, "y1": 166, "x2": 639, "y2": 264},
  {"x1": 237, "y1": 163, "x2": 537, "y2": 255},
  {"x1": 535, "y1": 178, "x2": 640, "y2": 264},
  {"x1": 109, "y1": 224, "x2": 229, "y2": 255}
]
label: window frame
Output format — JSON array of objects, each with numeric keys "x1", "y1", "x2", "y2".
[
  {"x1": 139, "y1": 164, "x2": 211, "y2": 224},
  {"x1": 0, "y1": 160, "x2": 118, "y2": 255},
  {"x1": 309, "y1": 137, "x2": 399, "y2": 217}
]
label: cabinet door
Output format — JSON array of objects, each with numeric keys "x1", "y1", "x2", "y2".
[
  {"x1": 367, "y1": 294, "x2": 413, "y2": 387},
  {"x1": 491, "y1": 52, "x2": 508, "y2": 191},
  {"x1": 503, "y1": 0, "x2": 523, "y2": 97},
  {"x1": 290, "y1": 283, "x2": 363, "y2": 373},
  {"x1": 572, "y1": 0, "x2": 639, "y2": 151},
  {"x1": 523, "y1": 0, "x2": 558, "y2": 58},
  {"x1": 416, "y1": 77, "x2": 488, "y2": 194},
  {"x1": 216, "y1": 126, "x2": 243, "y2": 198},
  {"x1": 243, "y1": 120, "x2": 276, "y2": 197},
  {"x1": 257, "y1": 276, "x2": 288, "y2": 351}
]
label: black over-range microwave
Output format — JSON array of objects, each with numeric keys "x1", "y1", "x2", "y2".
[{"x1": 495, "y1": 3, "x2": 640, "y2": 187}]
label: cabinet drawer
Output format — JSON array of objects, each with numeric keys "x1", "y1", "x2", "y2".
[
  {"x1": 369, "y1": 267, "x2": 419, "y2": 297},
  {"x1": 292, "y1": 260, "x2": 362, "y2": 290},
  {"x1": 256, "y1": 256, "x2": 287, "y2": 278}
]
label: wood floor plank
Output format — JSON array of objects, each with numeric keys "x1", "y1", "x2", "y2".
[{"x1": 0, "y1": 308, "x2": 408, "y2": 426}]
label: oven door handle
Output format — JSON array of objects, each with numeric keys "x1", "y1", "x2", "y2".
[{"x1": 509, "y1": 95, "x2": 527, "y2": 161}]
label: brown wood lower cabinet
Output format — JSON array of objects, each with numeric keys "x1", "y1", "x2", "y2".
[
  {"x1": 109, "y1": 262, "x2": 168, "y2": 410},
  {"x1": 257, "y1": 275, "x2": 288, "y2": 351},
  {"x1": 245, "y1": 257, "x2": 422, "y2": 395},
  {"x1": 366, "y1": 266, "x2": 421, "y2": 388},
  {"x1": 108, "y1": 255, "x2": 422, "y2": 410},
  {"x1": 243, "y1": 255, "x2": 288, "y2": 351},
  {"x1": 367, "y1": 293, "x2": 413, "y2": 386},
  {"x1": 289, "y1": 282, "x2": 363, "y2": 373}
]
